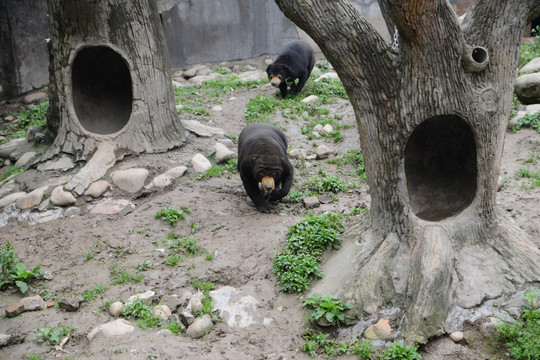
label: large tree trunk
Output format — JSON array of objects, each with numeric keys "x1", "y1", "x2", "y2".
[
  {"x1": 44, "y1": 0, "x2": 185, "y2": 171},
  {"x1": 275, "y1": 0, "x2": 540, "y2": 344}
]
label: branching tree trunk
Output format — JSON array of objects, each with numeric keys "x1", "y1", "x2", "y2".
[
  {"x1": 275, "y1": 0, "x2": 540, "y2": 344},
  {"x1": 45, "y1": 0, "x2": 185, "y2": 163}
]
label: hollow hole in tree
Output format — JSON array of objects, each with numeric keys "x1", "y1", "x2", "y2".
[
  {"x1": 472, "y1": 47, "x2": 488, "y2": 64},
  {"x1": 404, "y1": 116, "x2": 477, "y2": 221},
  {"x1": 71, "y1": 46, "x2": 133, "y2": 135}
]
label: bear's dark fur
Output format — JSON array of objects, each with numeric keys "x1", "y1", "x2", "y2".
[
  {"x1": 237, "y1": 123, "x2": 294, "y2": 213},
  {"x1": 266, "y1": 40, "x2": 315, "y2": 98}
]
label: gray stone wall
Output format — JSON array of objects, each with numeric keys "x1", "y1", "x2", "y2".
[
  {"x1": 158, "y1": 0, "x2": 299, "y2": 69},
  {"x1": 0, "y1": 0, "x2": 472, "y2": 100},
  {"x1": 0, "y1": 0, "x2": 49, "y2": 100}
]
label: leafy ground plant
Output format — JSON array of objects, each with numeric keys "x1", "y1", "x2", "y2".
[
  {"x1": 34, "y1": 325, "x2": 74, "y2": 348},
  {"x1": 192, "y1": 279, "x2": 216, "y2": 318},
  {"x1": 494, "y1": 287, "x2": 540, "y2": 360},
  {"x1": 121, "y1": 299, "x2": 161, "y2": 329},
  {"x1": 514, "y1": 168, "x2": 540, "y2": 189},
  {"x1": 81, "y1": 284, "x2": 107, "y2": 302},
  {"x1": 512, "y1": 111, "x2": 540, "y2": 133},
  {"x1": 272, "y1": 212, "x2": 344, "y2": 292},
  {"x1": 0, "y1": 241, "x2": 44, "y2": 294},
  {"x1": 198, "y1": 158, "x2": 238, "y2": 180},
  {"x1": 155, "y1": 206, "x2": 190, "y2": 226},
  {"x1": 0, "y1": 100, "x2": 48, "y2": 140},
  {"x1": 302, "y1": 294, "x2": 352, "y2": 326}
]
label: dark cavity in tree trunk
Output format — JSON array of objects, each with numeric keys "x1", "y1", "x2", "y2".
[{"x1": 405, "y1": 116, "x2": 477, "y2": 221}]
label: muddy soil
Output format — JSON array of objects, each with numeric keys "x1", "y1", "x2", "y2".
[{"x1": 0, "y1": 69, "x2": 539, "y2": 360}]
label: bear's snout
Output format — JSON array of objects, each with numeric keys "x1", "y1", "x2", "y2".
[
  {"x1": 269, "y1": 75, "x2": 282, "y2": 87},
  {"x1": 261, "y1": 176, "x2": 275, "y2": 193}
]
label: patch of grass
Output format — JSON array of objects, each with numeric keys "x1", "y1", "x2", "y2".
[
  {"x1": 510, "y1": 94, "x2": 522, "y2": 119},
  {"x1": 34, "y1": 325, "x2": 74, "y2": 348},
  {"x1": 523, "y1": 151, "x2": 539, "y2": 165},
  {"x1": 192, "y1": 279, "x2": 216, "y2": 318},
  {"x1": 122, "y1": 299, "x2": 161, "y2": 329},
  {"x1": 494, "y1": 288, "x2": 540, "y2": 360},
  {"x1": 0, "y1": 241, "x2": 44, "y2": 294},
  {"x1": 81, "y1": 284, "x2": 107, "y2": 302},
  {"x1": 286, "y1": 189, "x2": 314, "y2": 203},
  {"x1": 514, "y1": 168, "x2": 540, "y2": 189},
  {"x1": 0, "y1": 167, "x2": 24, "y2": 182},
  {"x1": 83, "y1": 251, "x2": 94, "y2": 262},
  {"x1": 168, "y1": 235, "x2": 200, "y2": 256},
  {"x1": 155, "y1": 206, "x2": 188, "y2": 226},
  {"x1": 302, "y1": 294, "x2": 352, "y2": 326},
  {"x1": 519, "y1": 27, "x2": 540, "y2": 68},
  {"x1": 1, "y1": 100, "x2": 48, "y2": 139},
  {"x1": 165, "y1": 254, "x2": 180, "y2": 266},
  {"x1": 198, "y1": 158, "x2": 238, "y2": 180},
  {"x1": 301, "y1": 171, "x2": 350, "y2": 194},
  {"x1": 109, "y1": 265, "x2": 144, "y2": 285},
  {"x1": 512, "y1": 111, "x2": 540, "y2": 133},
  {"x1": 272, "y1": 212, "x2": 344, "y2": 292},
  {"x1": 327, "y1": 149, "x2": 367, "y2": 179}
]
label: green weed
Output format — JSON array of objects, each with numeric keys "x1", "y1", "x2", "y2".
[
  {"x1": 301, "y1": 172, "x2": 350, "y2": 194},
  {"x1": 514, "y1": 168, "x2": 540, "y2": 189},
  {"x1": 192, "y1": 279, "x2": 215, "y2": 317},
  {"x1": 137, "y1": 259, "x2": 152, "y2": 272},
  {"x1": 1, "y1": 100, "x2": 48, "y2": 139},
  {"x1": 155, "y1": 206, "x2": 188, "y2": 226},
  {"x1": 272, "y1": 212, "x2": 344, "y2": 292},
  {"x1": 0, "y1": 167, "x2": 24, "y2": 182},
  {"x1": 0, "y1": 241, "x2": 44, "y2": 294},
  {"x1": 198, "y1": 158, "x2": 238, "y2": 180},
  {"x1": 519, "y1": 27, "x2": 540, "y2": 68},
  {"x1": 165, "y1": 254, "x2": 180, "y2": 266},
  {"x1": 81, "y1": 284, "x2": 107, "y2": 302},
  {"x1": 109, "y1": 265, "x2": 144, "y2": 284},
  {"x1": 302, "y1": 294, "x2": 352, "y2": 326},
  {"x1": 327, "y1": 149, "x2": 367, "y2": 179},
  {"x1": 494, "y1": 288, "x2": 540, "y2": 360},
  {"x1": 512, "y1": 111, "x2": 540, "y2": 133},
  {"x1": 122, "y1": 299, "x2": 161, "y2": 329},
  {"x1": 34, "y1": 325, "x2": 74, "y2": 347}
]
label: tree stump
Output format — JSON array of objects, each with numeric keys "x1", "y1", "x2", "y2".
[
  {"x1": 275, "y1": 0, "x2": 540, "y2": 344},
  {"x1": 44, "y1": 0, "x2": 185, "y2": 167}
]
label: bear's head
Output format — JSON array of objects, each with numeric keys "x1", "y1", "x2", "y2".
[
  {"x1": 266, "y1": 63, "x2": 292, "y2": 88},
  {"x1": 251, "y1": 154, "x2": 285, "y2": 193}
]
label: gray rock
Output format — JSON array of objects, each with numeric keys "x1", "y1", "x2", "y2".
[
  {"x1": 303, "y1": 195, "x2": 320, "y2": 209},
  {"x1": 14, "y1": 151, "x2": 36, "y2": 168},
  {"x1": 90, "y1": 199, "x2": 135, "y2": 215},
  {"x1": 189, "y1": 73, "x2": 221, "y2": 86},
  {"x1": 50, "y1": 185, "x2": 77, "y2": 206},
  {"x1": 5, "y1": 295, "x2": 47, "y2": 317},
  {"x1": 238, "y1": 70, "x2": 267, "y2": 82},
  {"x1": 84, "y1": 180, "x2": 110, "y2": 198},
  {"x1": 112, "y1": 168, "x2": 149, "y2": 193},
  {"x1": 520, "y1": 57, "x2": 540, "y2": 73},
  {"x1": 188, "y1": 290, "x2": 205, "y2": 313},
  {"x1": 22, "y1": 91, "x2": 48, "y2": 104},
  {"x1": 179, "y1": 310, "x2": 195, "y2": 326},
  {"x1": 449, "y1": 331, "x2": 464, "y2": 342},
  {"x1": 212, "y1": 105, "x2": 223, "y2": 112},
  {"x1": 0, "y1": 183, "x2": 16, "y2": 199},
  {"x1": 64, "y1": 206, "x2": 81, "y2": 217},
  {"x1": 525, "y1": 104, "x2": 540, "y2": 113},
  {"x1": 191, "y1": 153, "x2": 212, "y2": 173},
  {"x1": 0, "y1": 138, "x2": 28, "y2": 160},
  {"x1": 66, "y1": 142, "x2": 117, "y2": 195},
  {"x1": 210, "y1": 286, "x2": 265, "y2": 328},
  {"x1": 214, "y1": 142, "x2": 236, "y2": 164},
  {"x1": 289, "y1": 149, "x2": 307, "y2": 160},
  {"x1": 163, "y1": 166, "x2": 188, "y2": 179},
  {"x1": 126, "y1": 290, "x2": 155, "y2": 305},
  {"x1": 16, "y1": 186, "x2": 47, "y2": 210},
  {"x1": 87, "y1": 319, "x2": 135, "y2": 341},
  {"x1": 156, "y1": 329, "x2": 174, "y2": 336},
  {"x1": 109, "y1": 301, "x2": 124, "y2": 317},
  {"x1": 178, "y1": 289, "x2": 193, "y2": 307},
  {"x1": 321, "y1": 124, "x2": 334, "y2": 135},
  {"x1": 316, "y1": 145, "x2": 332, "y2": 159},
  {"x1": 147, "y1": 173, "x2": 173, "y2": 189},
  {"x1": 181, "y1": 119, "x2": 226, "y2": 138},
  {"x1": 515, "y1": 72, "x2": 540, "y2": 104},
  {"x1": 183, "y1": 64, "x2": 209, "y2": 79},
  {"x1": 218, "y1": 138, "x2": 234, "y2": 147},
  {"x1": 153, "y1": 305, "x2": 172, "y2": 320},
  {"x1": 301, "y1": 95, "x2": 319, "y2": 104},
  {"x1": 185, "y1": 314, "x2": 213, "y2": 338},
  {"x1": 37, "y1": 155, "x2": 76, "y2": 172},
  {"x1": 315, "y1": 72, "x2": 339, "y2": 82},
  {"x1": 59, "y1": 297, "x2": 82, "y2": 312},
  {"x1": 0, "y1": 191, "x2": 25, "y2": 209}
]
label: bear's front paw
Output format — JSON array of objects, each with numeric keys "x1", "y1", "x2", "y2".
[{"x1": 256, "y1": 205, "x2": 271, "y2": 213}]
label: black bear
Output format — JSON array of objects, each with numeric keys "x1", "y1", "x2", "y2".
[
  {"x1": 266, "y1": 40, "x2": 315, "y2": 98},
  {"x1": 237, "y1": 123, "x2": 294, "y2": 213}
]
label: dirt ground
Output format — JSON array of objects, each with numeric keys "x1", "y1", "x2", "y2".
[{"x1": 0, "y1": 65, "x2": 539, "y2": 359}]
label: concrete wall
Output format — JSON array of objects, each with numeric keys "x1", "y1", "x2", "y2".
[
  {"x1": 0, "y1": 0, "x2": 472, "y2": 101},
  {"x1": 0, "y1": 0, "x2": 49, "y2": 100}
]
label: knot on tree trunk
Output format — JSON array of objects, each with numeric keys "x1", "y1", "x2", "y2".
[{"x1": 462, "y1": 44, "x2": 489, "y2": 73}]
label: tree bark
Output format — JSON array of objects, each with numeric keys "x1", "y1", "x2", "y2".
[
  {"x1": 45, "y1": 0, "x2": 185, "y2": 164},
  {"x1": 275, "y1": 0, "x2": 540, "y2": 344}
]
